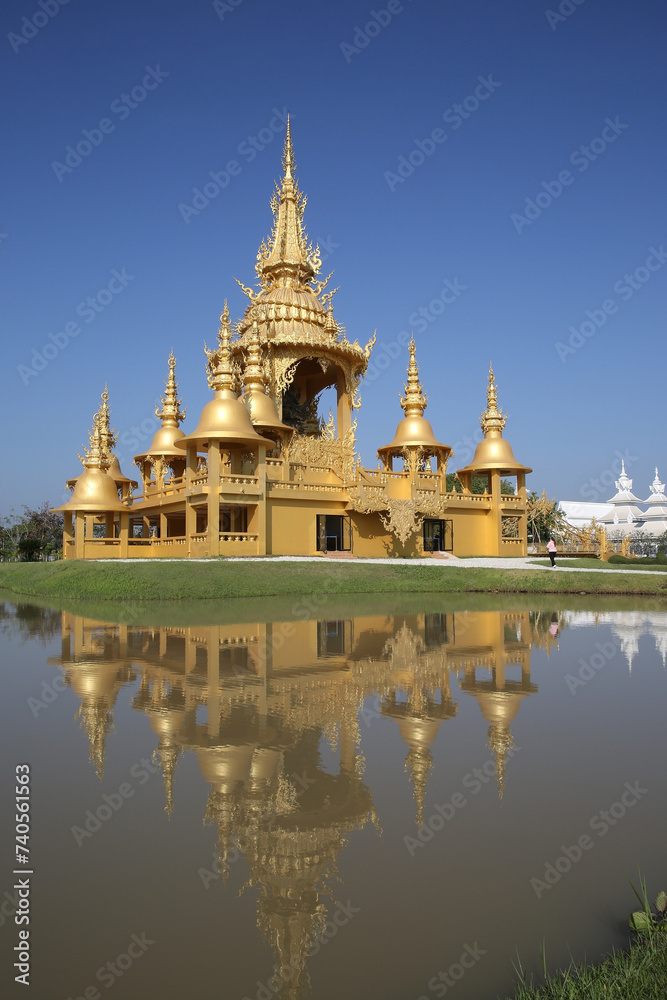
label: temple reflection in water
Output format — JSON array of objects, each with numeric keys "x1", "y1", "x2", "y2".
[{"x1": 45, "y1": 606, "x2": 561, "y2": 998}]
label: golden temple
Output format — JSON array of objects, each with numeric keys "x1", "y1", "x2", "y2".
[{"x1": 56, "y1": 122, "x2": 531, "y2": 559}]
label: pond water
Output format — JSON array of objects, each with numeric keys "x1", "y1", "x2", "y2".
[{"x1": 1, "y1": 591, "x2": 666, "y2": 1000}]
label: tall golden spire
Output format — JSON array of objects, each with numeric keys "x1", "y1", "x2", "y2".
[
  {"x1": 90, "y1": 387, "x2": 117, "y2": 470},
  {"x1": 256, "y1": 118, "x2": 320, "y2": 288},
  {"x1": 205, "y1": 301, "x2": 238, "y2": 394},
  {"x1": 242, "y1": 320, "x2": 267, "y2": 394},
  {"x1": 480, "y1": 364, "x2": 507, "y2": 435},
  {"x1": 156, "y1": 351, "x2": 186, "y2": 428},
  {"x1": 400, "y1": 336, "x2": 428, "y2": 417}
]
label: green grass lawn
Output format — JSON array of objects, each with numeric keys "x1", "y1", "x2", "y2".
[
  {"x1": 1, "y1": 558, "x2": 667, "y2": 602},
  {"x1": 506, "y1": 934, "x2": 667, "y2": 999}
]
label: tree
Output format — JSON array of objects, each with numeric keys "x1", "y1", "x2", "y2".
[
  {"x1": 526, "y1": 491, "x2": 567, "y2": 544},
  {"x1": 0, "y1": 503, "x2": 63, "y2": 560},
  {"x1": 445, "y1": 473, "x2": 515, "y2": 495}
]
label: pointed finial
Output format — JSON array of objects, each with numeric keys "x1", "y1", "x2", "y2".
[
  {"x1": 243, "y1": 320, "x2": 267, "y2": 393},
  {"x1": 205, "y1": 300, "x2": 237, "y2": 393},
  {"x1": 480, "y1": 363, "x2": 506, "y2": 435},
  {"x1": 400, "y1": 336, "x2": 427, "y2": 416},
  {"x1": 282, "y1": 115, "x2": 294, "y2": 181},
  {"x1": 156, "y1": 351, "x2": 186, "y2": 427},
  {"x1": 94, "y1": 385, "x2": 117, "y2": 468}
]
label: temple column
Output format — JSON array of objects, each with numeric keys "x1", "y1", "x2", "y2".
[
  {"x1": 118, "y1": 512, "x2": 129, "y2": 558},
  {"x1": 256, "y1": 445, "x2": 267, "y2": 555},
  {"x1": 74, "y1": 511, "x2": 85, "y2": 559},
  {"x1": 336, "y1": 370, "x2": 351, "y2": 438},
  {"x1": 105, "y1": 513, "x2": 114, "y2": 538},
  {"x1": 491, "y1": 470, "x2": 502, "y2": 556},
  {"x1": 185, "y1": 444, "x2": 197, "y2": 557},
  {"x1": 160, "y1": 512, "x2": 167, "y2": 539},
  {"x1": 207, "y1": 441, "x2": 221, "y2": 557},
  {"x1": 63, "y1": 511, "x2": 73, "y2": 560}
]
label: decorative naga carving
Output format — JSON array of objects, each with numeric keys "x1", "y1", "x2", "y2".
[{"x1": 289, "y1": 418, "x2": 357, "y2": 481}]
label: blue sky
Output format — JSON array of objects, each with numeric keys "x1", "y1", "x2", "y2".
[{"x1": 2, "y1": 0, "x2": 666, "y2": 513}]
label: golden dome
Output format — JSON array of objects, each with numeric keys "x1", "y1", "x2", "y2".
[
  {"x1": 106, "y1": 454, "x2": 138, "y2": 491},
  {"x1": 457, "y1": 365, "x2": 532, "y2": 475},
  {"x1": 178, "y1": 391, "x2": 274, "y2": 450},
  {"x1": 176, "y1": 307, "x2": 274, "y2": 451},
  {"x1": 135, "y1": 351, "x2": 187, "y2": 462},
  {"x1": 60, "y1": 468, "x2": 127, "y2": 512},
  {"x1": 57, "y1": 419, "x2": 127, "y2": 512},
  {"x1": 378, "y1": 337, "x2": 451, "y2": 462}
]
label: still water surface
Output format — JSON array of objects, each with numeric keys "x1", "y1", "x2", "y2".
[{"x1": 1, "y1": 593, "x2": 665, "y2": 1000}]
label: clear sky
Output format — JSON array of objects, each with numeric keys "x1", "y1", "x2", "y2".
[{"x1": 2, "y1": 0, "x2": 666, "y2": 513}]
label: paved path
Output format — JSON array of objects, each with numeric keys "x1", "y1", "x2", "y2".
[{"x1": 104, "y1": 555, "x2": 667, "y2": 575}]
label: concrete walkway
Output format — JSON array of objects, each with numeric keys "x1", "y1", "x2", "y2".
[{"x1": 103, "y1": 555, "x2": 667, "y2": 575}]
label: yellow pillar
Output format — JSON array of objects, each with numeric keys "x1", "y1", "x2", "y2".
[
  {"x1": 256, "y1": 445, "x2": 267, "y2": 555},
  {"x1": 63, "y1": 511, "x2": 73, "y2": 559},
  {"x1": 490, "y1": 470, "x2": 502, "y2": 556},
  {"x1": 207, "y1": 440, "x2": 220, "y2": 557},
  {"x1": 74, "y1": 511, "x2": 85, "y2": 558},
  {"x1": 119, "y1": 512, "x2": 129, "y2": 558},
  {"x1": 336, "y1": 371, "x2": 351, "y2": 438},
  {"x1": 159, "y1": 512, "x2": 167, "y2": 539}
]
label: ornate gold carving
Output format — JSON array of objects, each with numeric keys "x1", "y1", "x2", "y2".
[{"x1": 289, "y1": 419, "x2": 357, "y2": 481}]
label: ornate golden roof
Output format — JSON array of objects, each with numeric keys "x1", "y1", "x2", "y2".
[
  {"x1": 230, "y1": 120, "x2": 373, "y2": 403},
  {"x1": 177, "y1": 305, "x2": 274, "y2": 450},
  {"x1": 135, "y1": 352, "x2": 187, "y2": 461},
  {"x1": 57, "y1": 416, "x2": 128, "y2": 512},
  {"x1": 378, "y1": 337, "x2": 452, "y2": 461},
  {"x1": 457, "y1": 365, "x2": 532, "y2": 475}
]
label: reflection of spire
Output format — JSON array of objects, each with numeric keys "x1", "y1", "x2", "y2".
[
  {"x1": 75, "y1": 698, "x2": 114, "y2": 780},
  {"x1": 155, "y1": 733, "x2": 181, "y2": 818},
  {"x1": 405, "y1": 743, "x2": 432, "y2": 827},
  {"x1": 486, "y1": 723, "x2": 514, "y2": 800}
]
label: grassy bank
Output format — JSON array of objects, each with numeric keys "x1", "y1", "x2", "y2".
[
  {"x1": 1, "y1": 559, "x2": 667, "y2": 602},
  {"x1": 507, "y1": 935, "x2": 667, "y2": 999}
]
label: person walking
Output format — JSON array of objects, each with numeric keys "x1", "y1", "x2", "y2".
[{"x1": 546, "y1": 537, "x2": 557, "y2": 568}]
